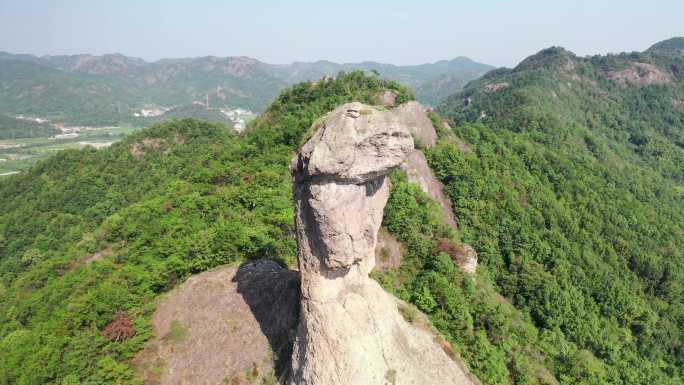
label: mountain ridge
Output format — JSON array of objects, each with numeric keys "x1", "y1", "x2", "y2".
[
  {"x1": 0, "y1": 51, "x2": 493, "y2": 126},
  {"x1": 0, "y1": 51, "x2": 488, "y2": 71},
  {"x1": 429, "y1": 36, "x2": 683, "y2": 385},
  {"x1": 439, "y1": 36, "x2": 684, "y2": 182}
]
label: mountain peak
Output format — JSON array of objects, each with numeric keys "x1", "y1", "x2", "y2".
[
  {"x1": 514, "y1": 46, "x2": 577, "y2": 72},
  {"x1": 647, "y1": 37, "x2": 684, "y2": 57}
]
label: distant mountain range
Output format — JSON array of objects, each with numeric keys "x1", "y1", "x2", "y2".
[{"x1": 0, "y1": 52, "x2": 493, "y2": 126}]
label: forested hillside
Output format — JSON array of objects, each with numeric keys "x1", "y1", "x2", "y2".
[
  {"x1": 0, "y1": 72, "x2": 416, "y2": 384},
  {"x1": 0, "y1": 58, "x2": 139, "y2": 127},
  {"x1": 425, "y1": 38, "x2": 684, "y2": 384},
  {"x1": 0, "y1": 35, "x2": 682, "y2": 385},
  {"x1": 267, "y1": 56, "x2": 492, "y2": 105},
  {"x1": 0, "y1": 54, "x2": 283, "y2": 127}
]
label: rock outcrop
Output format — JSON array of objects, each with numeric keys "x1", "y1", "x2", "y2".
[
  {"x1": 373, "y1": 90, "x2": 398, "y2": 107},
  {"x1": 394, "y1": 101, "x2": 437, "y2": 147},
  {"x1": 456, "y1": 245, "x2": 478, "y2": 274},
  {"x1": 604, "y1": 62, "x2": 673, "y2": 87},
  {"x1": 289, "y1": 102, "x2": 475, "y2": 385},
  {"x1": 133, "y1": 262, "x2": 300, "y2": 385}
]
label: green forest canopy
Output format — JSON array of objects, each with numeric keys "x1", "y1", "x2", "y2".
[{"x1": 0, "y1": 59, "x2": 682, "y2": 385}]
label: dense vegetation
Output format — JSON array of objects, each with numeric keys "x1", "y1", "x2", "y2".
[
  {"x1": 379, "y1": 169, "x2": 564, "y2": 385},
  {"x1": 0, "y1": 72, "x2": 414, "y2": 384},
  {"x1": 440, "y1": 46, "x2": 684, "y2": 183},
  {"x1": 426, "y1": 42, "x2": 683, "y2": 384},
  {"x1": 1, "y1": 35, "x2": 683, "y2": 385},
  {"x1": 378, "y1": 121, "x2": 683, "y2": 385}
]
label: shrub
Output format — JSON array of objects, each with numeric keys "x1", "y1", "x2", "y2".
[{"x1": 102, "y1": 311, "x2": 136, "y2": 342}]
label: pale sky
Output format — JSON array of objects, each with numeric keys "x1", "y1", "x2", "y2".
[{"x1": 0, "y1": 0, "x2": 681, "y2": 67}]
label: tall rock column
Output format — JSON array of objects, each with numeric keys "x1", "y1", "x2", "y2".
[{"x1": 288, "y1": 102, "x2": 475, "y2": 385}]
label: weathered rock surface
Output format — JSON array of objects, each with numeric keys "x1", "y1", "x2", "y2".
[
  {"x1": 133, "y1": 262, "x2": 299, "y2": 385},
  {"x1": 391, "y1": 102, "x2": 457, "y2": 229},
  {"x1": 293, "y1": 102, "x2": 414, "y2": 185},
  {"x1": 374, "y1": 227, "x2": 404, "y2": 271},
  {"x1": 394, "y1": 101, "x2": 437, "y2": 148},
  {"x1": 605, "y1": 62, "x2": 673, "y2": 87},
  {"x1": 289, "y1": 102, "x2": 475, "y2": 385},
  {"x1": 373, "y1": 90, "x2": 398, "y2": 107}
]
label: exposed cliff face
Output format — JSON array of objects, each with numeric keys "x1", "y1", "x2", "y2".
[{"x1": 289, "y1": 102, "x2": 475, "y2": 385}]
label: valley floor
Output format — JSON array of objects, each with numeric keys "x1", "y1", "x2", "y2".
[{"x1": 0, "y1": 126, "x2": 141, "y2": 175}]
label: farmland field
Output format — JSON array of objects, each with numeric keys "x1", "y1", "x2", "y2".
[{"x1": 0, "y1": 126, "x2": 141, "y2": 175}]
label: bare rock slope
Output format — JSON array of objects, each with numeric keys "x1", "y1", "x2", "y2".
[
  {"x1": 289, "y1": 102, "x2": 475, "y2": 385},
  {"x1": 133, "y1": 262, "x2": 299, "y2": 385}
]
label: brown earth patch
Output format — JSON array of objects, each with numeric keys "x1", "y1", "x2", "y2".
[
  {"x1": 103, "y1": 311, "x2": 136, "y2": 342},
  {"x1": 133, "y1": 261, "x2": 299, "y2": 385},
  {"x1": 484, "y1": 82, "x2": 509, "y2": 93},
  {"x1": 673, "y1": 99, "x2": 684, "y2": 111},
  {"x1": 129, "y1": 138, "x2": 167, "y2": 159},
  {"x1": 435, "y1": 239, "x2": 478, "y2": 274},
  {"x1": 605, "y1": 62, "x2": 673, "y2": 87},
  {"x1": 83, "y1": 245, "x2": 114, "y2": 264}
]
